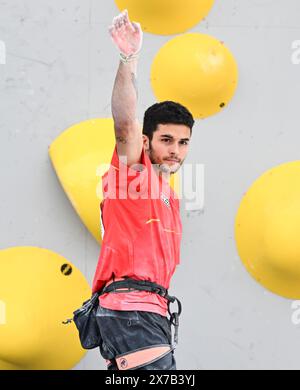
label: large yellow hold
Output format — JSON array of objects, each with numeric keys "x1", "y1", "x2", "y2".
[
  {"x1": 49, "y1": 119, "x2": 115, "y2": 244},
  {"x1": 49, "y1": 118, "x2": 180, "y2": 243},
  {"x1": 235, "y1": 161, "x2": 300, "y2": 299},
  {"x1": 114, "y1": 0, "x2": 215, "y2": 35},
  {"x1": 151, "y1": 33, "x2": 239, "y2": 119},
  {"x1": 0, "y1": 247, "x2": 90, "y2": 370}
]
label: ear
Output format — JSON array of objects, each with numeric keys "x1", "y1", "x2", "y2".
[{"x1": 142, "y1": 134, "x2": 149, "y2": 150}]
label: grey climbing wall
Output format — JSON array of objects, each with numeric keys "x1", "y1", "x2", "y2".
[{"x1": 1, "y1": 0, "x2": 300, "y2": 370}]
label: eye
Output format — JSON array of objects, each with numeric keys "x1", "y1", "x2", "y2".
[
  {"x1": 180, "y1": 141, "x2": 189, "y2": 145},
  {"x1": 162, "y1": 139, "x2": 171, "y2": 143}
]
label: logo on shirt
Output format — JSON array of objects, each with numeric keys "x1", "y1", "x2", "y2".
[{"x1": 160, "y1": 192, "x2": 170, "y2": 208}]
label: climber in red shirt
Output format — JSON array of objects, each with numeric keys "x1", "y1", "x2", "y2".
[{"x1": 92, "y1": 9, "x2": 194, "y2": 371}]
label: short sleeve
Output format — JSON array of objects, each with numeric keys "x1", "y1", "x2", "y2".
[{"x1": 101, "y1": 144, "x2": 150, "y2": 201}]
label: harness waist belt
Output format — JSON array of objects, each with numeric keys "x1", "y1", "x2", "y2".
[
  {"x1": 99, "y1": 277, "x2": 182, "y2": 347},
  {"x1": 101, "y1": 278, "x2": 174, "y2": 302}
]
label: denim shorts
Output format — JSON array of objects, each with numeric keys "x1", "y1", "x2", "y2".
[{"x1": 95, "y1": 305, "x2": 177, "y2": 370}]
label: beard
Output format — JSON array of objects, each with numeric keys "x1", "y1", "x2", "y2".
[{"x1": 147, "y1": 141, "x2": 182, "y2": 175}]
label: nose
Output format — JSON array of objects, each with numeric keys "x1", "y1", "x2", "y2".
[{"x1": 169, "y1": 142, "x2": 179, "y2": 156}]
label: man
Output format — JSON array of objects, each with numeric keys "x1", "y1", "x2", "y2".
[{"x1": 92, "y1": 9, "x2": 194, "y2": 370}]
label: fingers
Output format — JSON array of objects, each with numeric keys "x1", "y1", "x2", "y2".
[
  {"x1": 108, "y1": 9, "x2": 134, "y2": 35},
  {"x1": 131, "y1": 21, "x2": 141, "y2": 33},
  {"x1": 112, "y1": 9, "x2": 127, "y2": 29},
  {"x1": 123, "y1": 9, "x2": 130, "y2": 25},
  {"x1": 122, "y1": 9, "x2": 135, "y2": 30}
]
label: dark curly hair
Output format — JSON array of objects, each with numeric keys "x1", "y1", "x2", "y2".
[{"x1": 142, "y1": 101, "x2": 194, "y2": 142}]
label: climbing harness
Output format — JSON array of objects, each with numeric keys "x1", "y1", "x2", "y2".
[
  {"x1": 63, "y1": 276, "x2": 182, "y2": 370},
  {"x1": 101, "y1": 276, "x2": 182, "y2": 348},
  {"x1": 99, "y1": 276, "x2": 182, "y2": 370}
]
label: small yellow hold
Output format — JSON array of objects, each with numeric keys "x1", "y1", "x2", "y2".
[
  {"x1": 0, "y1": 247, "x2": 90, "y2": 370},
  {"x1": 151, "y1": 33, "x2": 239, "y2": 119},
  {"x1": 235, "y1": 161, "x2": 300, "y2": 299},
  {"x1": 114, "y1": 0, "x2": 215, "y2": 35}
]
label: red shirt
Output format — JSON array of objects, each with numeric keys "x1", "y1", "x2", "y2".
[{"x1": 92, "y1": 144, "x2": 182, "y2": 317}]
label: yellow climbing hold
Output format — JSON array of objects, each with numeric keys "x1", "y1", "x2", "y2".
[
  {"x1": 114, "y1": 0, "x2": 215, "y2": 35},
  {"x1": 235, "y1": 161, "x2": 300, "y2": 299},
  {"x1": 0, "y1": 246, "x2": 90, "y2": 370},
  {"x1": 151, "y1": 33, "x2": 238, "y2": 119}
]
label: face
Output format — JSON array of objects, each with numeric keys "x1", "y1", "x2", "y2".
[{"x1": 143, "y1": 123, "x2": 191, "y2": 175}]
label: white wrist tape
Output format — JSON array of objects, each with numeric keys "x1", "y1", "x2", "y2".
[{"x1": 119, "y1": 50, "x2": 140, "y2": 63}]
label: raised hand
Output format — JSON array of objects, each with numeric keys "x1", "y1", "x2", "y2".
[{"x1": 108, "y1": 9, "x2": 143, "y2": 57}]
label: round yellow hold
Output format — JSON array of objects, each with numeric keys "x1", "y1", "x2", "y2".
[
  {"x1": 49, "y1": 118, "x2": 180, "y2": 243},
  {"x1": 0, "y1": 247, "x2": 91, "y2": 370},
  {"x1": 114, "y1": 0, "x2": 215, "y2": 35},
  {"x1": 151, "y1": 33, "x2": 239, "y2": 119},
  {"x1": 235, "y1": 161, "x2": 300, "y2": 299},
  {"x1": 49, "y1": 119, "x2": 116, "y2": 243}
]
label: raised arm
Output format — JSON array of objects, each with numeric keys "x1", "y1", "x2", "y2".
[{"x1": 108, "y1": 10, "x2": 144, "y2": 167}]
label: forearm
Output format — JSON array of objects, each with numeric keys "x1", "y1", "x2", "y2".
[{"x1": 111, "y1": 57, "x2": 138, "y2": 127}]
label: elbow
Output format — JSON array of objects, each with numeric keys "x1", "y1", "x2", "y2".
[{"x1": 114, "y1": 119, "x2": 139, "y2": 134}]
